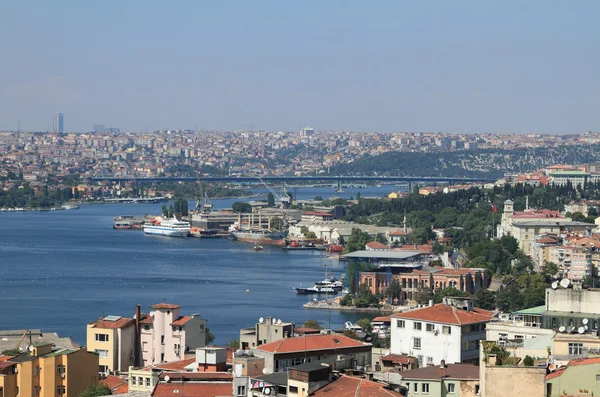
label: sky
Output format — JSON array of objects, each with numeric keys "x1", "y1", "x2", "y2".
[{"x1": 0, "y1": 1, "x2": 599, "y2": 134}]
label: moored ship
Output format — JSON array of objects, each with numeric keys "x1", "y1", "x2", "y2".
[
  {"x1": 228, "y1": 221, "x2": 287, "y2": 246},
  {"x1": 143, "y1": 217, "x2": 190, "y2": 237}
]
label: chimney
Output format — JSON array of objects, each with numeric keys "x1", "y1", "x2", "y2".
[
  {"x1": 134, "y1": 304, "x2": 141, "y2": 367},
  {"x1": 440, "y1": 360, "x2": 446, "y2": 378},
  {"x1": 428, "y1": 299, "x2": 433, "y2": 307}
]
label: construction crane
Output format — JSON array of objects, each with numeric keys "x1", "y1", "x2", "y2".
[
  {"x1": 15, "y1": 329, "x2": 29, "y2": 350},
  {"x1": 202, "y1": 192, "x2": 213, "y2": 214},
  {"x1": 258, "y1": 178, "x2": 291, "y2": 208},
  {"x1": 194, "y1": 181, "x2": 214, "y2": 214}
]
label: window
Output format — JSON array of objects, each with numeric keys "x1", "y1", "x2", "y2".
[
  {"x1": 422, "y1": 383, "x2": 430, "y2": 394},
  {"x1": 426, "y1": 323, "x2": 434, "y2": 332},
  {"x1": 413, "y1": 338, "x2": 422, "y2": 350},
  {"x1": 596, "y1": 374, "x2": 600, "y2": 381},
  {"x1": 568, "y1": 343, "x2": 583, "y2": 355},
  {"x1": 97, "y1": 349, "x2": 109, "y2": 358},
  {"x1": 144, "y1": 325, "x2": 150, "y2": 331},
  {"x1": 174, "y1": 344, "x2": 181, "y2": 352},
  {"x1": 57, "y1": 386, "x2": 66, "y2": 395},
  {"x1": 146, "y1": 378, "x2": 151, "y2": 387},
  {"x1": 414, "y1": 383, "x2": 419, "y2": 393},
  {"x1": 442, "y1": 326, "x2": 451, "y2": 335},
  {"x1": 95, "y1": 333, "x2": 109, "y2": 342},
  {"x1": 99, "y1": 365, "x2": 108, "y2": 374},
  {"x1": 16, "y1": 387, "x2": 19, "y2": 395},
  {"x1": 397, "y1": 320, "x2": 405, "y2": 328},
  {"x1": 132, "y1": 377, "x2": 136, "y2": 385},
  {"x1": 448, "y1": 383, "x2": 455, "y2": 393},
  {"x1": 161, "y1": 335, "x2": 165, "y2": 345},
  {"x1": 143, "y1": 342, "x2": 148, "y2": 352},
  {"x1": 138, "y1": 377, "x2": 143, "y2": 386},
  {"x1": 160, "y1": 353, "x2": 164, "y2": 362},
  {"x1": 414, "y1": 322, "x2": 422, "y2": 331},
  {"x1": 289, "y1": 385, "x2": 298, "y2": 393},
  {"x1": 57, "y1": 365, "x2": 65, "y2": 375},
  {"x1": 475, "y1": 385, "x2": 480, "y2": 394},
  {"x1": 427, "y1": 357, "x2": 433, "y2": 365}
]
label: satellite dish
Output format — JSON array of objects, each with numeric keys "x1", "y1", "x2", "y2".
[
  {"x1": 578, "y1": 327, "x2": 585, "y2": 334},
  {"x1": 560, "y1": 279, "x2": 571, "y2": 288},
  {"x1": 264, "y1": 388, "x2": 271, "y2": 395},
  {"x1": 277, "y1": 319, "x2": 282, "y2": 325},
  {"x1": 164, "y1": 375, "x2": 170, "y2": 382},
  {"x1": 567, "y1": 326, "x2": 574, "y2": 333},
  {"x1": 583, "y1": 318, "x2": 589, "y2": 325},
  {"x1": 271, "y1": 318, "x2": 276, "y2": 325},
  {"x1": 551, "y1": 281, "x2": 558, "y2": 289},
  {"x1": 259, "y1": 317, "x2": 264, "y2": 324},
  {"x1": 559, "y1": 326, "x2": 566, "y2": 333}
]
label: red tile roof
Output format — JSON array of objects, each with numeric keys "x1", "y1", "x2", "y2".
[
  {"x1": 545, "y1": 367, "x2": 566, "y2": 380},
  {"x1": 372, "y1": 316, "x2": 391, "y2": 323},
  {"x1": 388, "y1": 231, "x2": 407, "y2": 236},
  {"x1": 568, "y1": 357, "x2": 600, "y2": 366},
  {"x1": 381, "y1": 354, "x2": 415, "y2": 365},
  {"x1": 89, "y1": 317, "x2": 135, "y2": 329},
  {"x1": 155, "y1": 358, "x2": 196, "y2": 371},
  {"x1": 294, "y1": 327, "x2": 322, "y2": 335},
  {"x1": 392, "y1": 304, "x2": 494, "y2": 325},
  {"x1": 158, "y1": 372, "x2": 233, "y2": 381},
  {"x1": 102, "y1": 375, "x2": 129, "y2": 394},
  {"x1": 366, "y1": 242, "x2": 389, "y2": 250},
  {"x1": 171, "y1": 316, "x2": 193, "y2": 326},
  {"x1": 152, "y1": 382, "x2": 232, "y2": 397},
  {"x1": 256, "y1": 334, "x2": 369, "y2": 354},
  {"x1": 311, "y1": 375, "x2": 399, "y2": 397},
  {"x1": 139, "y1": 314, "x2": 153, "y2": 324},
  {"x1": 152, "y1": 303, "x2": 181, "y2": 310}
]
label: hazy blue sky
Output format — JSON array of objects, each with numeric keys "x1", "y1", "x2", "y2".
[{"x1": 1, "y1": 1, "x2": 598, "y2": 133}]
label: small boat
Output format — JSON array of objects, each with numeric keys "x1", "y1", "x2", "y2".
[
  {"x1": 295, "y1": 286, "x2": 336, "y2": 295},
  {"x1": 114, "y1": 221, "x2": 133, "y2": 230},
  {"x1": 253, "y1": 245, "x2": 264, "y2": 251},
  {"x1": 327, "y1": 245, "x2": 343, "y2": 253},
  {"x1": 62, "y1": 204, "x2": 80, "y2": 210}
]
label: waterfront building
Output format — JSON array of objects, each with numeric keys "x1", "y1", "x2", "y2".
[
  {"x1": 139, "y1": 303, "x2": 207, "y2": 366},
  {"x1": 0, "y1": 343, "x2": 98, "y2": 397},
  {"x1": 86, "y1": 315, "x2": 136, "y2": 375},
  {"x1": 252, "y1": 334, "x2": 371, "y2": 373},
  {"x1": 240, "y1": 316, "x2": 294, "y2": 350},
  {"x1": 391, "y1": 297, "x2": 495, "y2": 366},
  {"x1": 399, "y1": 362, "x2": 479, "y2": 397},
  {"x1": 53, "y1": 112, "x2": 64, "y2": 133}
]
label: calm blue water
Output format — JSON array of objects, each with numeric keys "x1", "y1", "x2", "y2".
[{"x1": 0, "y1": 186, "x2": 394, "y2": 346}]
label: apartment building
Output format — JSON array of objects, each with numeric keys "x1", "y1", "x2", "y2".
[
  {"x1": 0, "y1": 343, "x2": 98, "y2": 397},
  {"x1": 86, "y1": 315, "x2": 136, "y2": 375}
]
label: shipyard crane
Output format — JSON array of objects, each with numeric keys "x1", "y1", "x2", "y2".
[
  {"x1": 258, "y1": 178, "x2": 291, "y2": 208},
  {"x1": 202, "y1": 192, "x2": 213, "y2": 214}
]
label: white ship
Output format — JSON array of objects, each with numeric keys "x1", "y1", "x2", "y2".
[{"x1": 143, "y1": 217, "x2": 190, "y2": 237}]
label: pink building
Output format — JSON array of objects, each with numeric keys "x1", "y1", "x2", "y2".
[{"x1": 138, "y1": 303, "x2": 207, "y2": 366}]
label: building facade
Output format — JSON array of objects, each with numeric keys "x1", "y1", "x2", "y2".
[
  {"x1": 0, "y1": 344, "x2": 98, "y2": 397},
  {"x1": 391, "y1": 298, "x2": 494, "y2": 366},
  {"x1": 240, "y1": 317, "x2": 294, "y2": 350},
  {"x1": 86, "y1": 315, "x2": 136, "y2": 375}
]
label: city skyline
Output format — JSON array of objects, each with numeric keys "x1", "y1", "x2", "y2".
[{"x1": 1, "y1": 1, "x2": 599, "y2": 134}]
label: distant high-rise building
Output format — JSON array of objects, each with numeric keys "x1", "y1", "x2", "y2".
[
  {"x1": 300, "y1": 127, "x2": 314, "y2": 137},
  {"x1": 93, "y1": 124, "x2": 106, "y2": 133},
  {"x1": 53, "y1": 112, "x2": 64, "y2": 133}
]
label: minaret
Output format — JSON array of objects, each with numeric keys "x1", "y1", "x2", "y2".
[{"x1": 403, "y1": 211, "x2": 407, "y2": 233}]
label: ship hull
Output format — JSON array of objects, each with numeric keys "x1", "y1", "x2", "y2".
[
  {"x1": 143, "y1": 226, "x2": 189, "y2": 237},
  {"x1": 231, "y1": 231, "x2": 286, "y2": 246}
]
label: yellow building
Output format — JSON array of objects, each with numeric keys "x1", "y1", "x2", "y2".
[
  {"x1": 0, "y1": 343, "x2": 98, "y2": 397},
  {"x1": 86, "y1": 315, "x2": 136, "y2": 375}
]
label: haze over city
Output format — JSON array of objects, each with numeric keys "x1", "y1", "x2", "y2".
[{"x1": 1, "y1": 1, "x2": 599, "y2": 134}]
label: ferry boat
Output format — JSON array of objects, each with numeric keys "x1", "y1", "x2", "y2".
[
  {"x1": 143, "y1": 217, "x2": 190, "y2": 237},
  {"x1": 113, "y1": 221, "x2": 133, "y2": 230}
]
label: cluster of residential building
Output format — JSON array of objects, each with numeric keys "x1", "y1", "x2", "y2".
[
  {"x1": 6, "y1": 283, "x2": 600, "y2": 397},
  {"x1": 2, "y1": 129, "x2": 600, "y2": 183}
]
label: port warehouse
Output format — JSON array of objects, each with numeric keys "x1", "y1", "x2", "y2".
[{"x1": 342, "y1": 250, "x2": 489, "y2": 300}]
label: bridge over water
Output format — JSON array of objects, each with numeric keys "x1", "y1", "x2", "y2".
[{"x1": 89, "y1": 175, "x2": 496, "y2": 191}]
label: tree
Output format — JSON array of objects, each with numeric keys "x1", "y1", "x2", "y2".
[
  {"x1": 432, "y1": 241, "x2": 445, "y2": 255},
  {"x1": 414, "y1": 286, "x2": 432, "y2": 305},
  {"x1": 356, "y1": 192, "x2": 361, "y2": 200},
  {"x1": 387, "y1": 280, "x2": 402, "y2": 304},
  {"x1": 354, "y1": 283, "x2": 380, "y2": 308},
  {"x1": 267, "y1": 192, "x2": 275, "y2": 207},
  {"x1": 523, "y1": 355, "x2": 534, "y2": 367},
  {"x1": 407, "y1": 227, "x2": 431, "y2": 245},
  {"x1": 356, "y1": 318, "x2": 373, "y2": 333},
  {"x1": 340, "y1": 294, "x2": 353, "y2": 306},
  {"x1": 343, "y1": 228, "x2": 371, "y2": 254},
  {"x1": 375, "y1": 233, "x2": 388, "y2": 245},
  {"x1": 314, "y1": 196, "x2": 324, "y2": 201},
  {"x1": 270, "y1": 217, "x2": 283, "y2": 231},
  {"x1": 205, "y1": 327, "x2": 215, "y2": 345},
  {"x1": 306, "y1": 231, "x2": 317, "y2": 239},
  {"x1": 541, "y1": 261, "x2": 559, "y2": 279},
  {"x1": 433, "y1": 287, "x2": 470, "y2": 304},
  {"x1": 302, "y1": 319, "x2": 322, "y2": 329},
  {"x1": 474, "y1": 289, "x2": 496, "y2": 310},
  {"x1": 79, "y1": 384, "x2": 112, "y2": 397},
  {"x1": 232, "y1": 202, "x2": 252, "y2": 213},
  {"x1": 229, "y1": 339, "x2": 240, "y2": 349},
  {"x1": 496, "y1": 283, "x2": 524, "y2": 313},
  {"x1": 173, "y1": 198, "x2": 188, "y2": 216}
]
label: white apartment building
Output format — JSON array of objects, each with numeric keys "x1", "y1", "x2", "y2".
[
  {"x1": 138, "y1": 303, "x2": 207, "y2": 366},
  {"x1": 390, "y1": 298, "x2": 494, "y2": 366}
]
